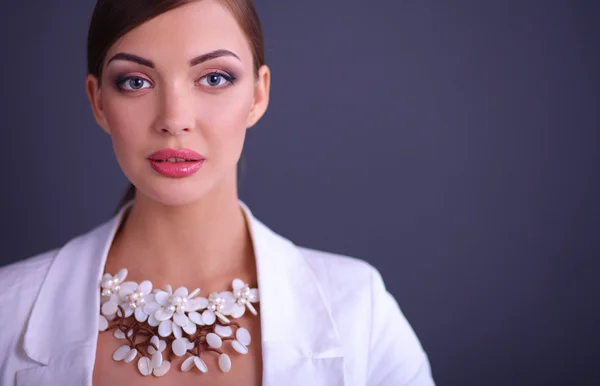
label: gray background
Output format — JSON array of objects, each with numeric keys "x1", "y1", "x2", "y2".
[{"x1": 1, "y1": 1, "x2": 599, "y2": 385}]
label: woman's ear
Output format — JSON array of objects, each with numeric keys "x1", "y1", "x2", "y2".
[
  {"x1": 85, "y1": 74, "x2": 112, "y2": 135},
  {"x1": 246, "y1": 64, "x2": 271, "y2": 128}
]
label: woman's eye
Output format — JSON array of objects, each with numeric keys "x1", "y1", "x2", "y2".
[
  {"x1": 199, "y1": 72, "x2": 235, "y2": 88},
  {"x1": 116, "y1": 76, "x2": 151, "y2": 91}
]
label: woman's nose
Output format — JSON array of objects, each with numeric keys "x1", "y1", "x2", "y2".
[{"x1": 152, "y1": 87, "x2": 196, "y2": 136}]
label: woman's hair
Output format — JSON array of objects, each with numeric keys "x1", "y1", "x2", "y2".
[{"x1": 86, "y1": 0, "x2": 264, "y2": 214}]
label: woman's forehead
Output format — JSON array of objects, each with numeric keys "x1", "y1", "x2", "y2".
[{"x1": 105, "y1": 0, "x2": 253, "y2": 67}]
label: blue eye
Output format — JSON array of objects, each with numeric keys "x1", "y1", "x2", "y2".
[
  {"x1": 116, "y1": 76, "x2": 151, "y2": 91},
  {"x1": 199, "y1": 72, "x2": 236, "y2": 88}
]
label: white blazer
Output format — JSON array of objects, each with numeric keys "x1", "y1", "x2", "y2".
[{"x1": 0, "y1": 201, "x2": 434, "y2": 386}]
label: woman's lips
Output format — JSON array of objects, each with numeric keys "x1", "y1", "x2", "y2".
[
  {"x1": 147, "y1": 148, "x2": 205, "y2": 178},
  {"x1": 148, "y1": 159, "x2": 204, "y2": 178},
  {"x1": 148, "y1": 148, "x2": 205, "y2": 161}
]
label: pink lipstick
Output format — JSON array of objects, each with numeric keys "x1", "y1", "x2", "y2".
[{"x1": 147, "y1": 148, "x2": 205, "y2": 178}]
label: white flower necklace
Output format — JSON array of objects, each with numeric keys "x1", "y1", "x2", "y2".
[{"x1": 98, "y1": 268, "x2": 259, "y2": 377}]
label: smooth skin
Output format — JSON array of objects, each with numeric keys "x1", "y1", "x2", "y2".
[{"x1": 86, "y1": 0, "x2": 269, "y2": 384}]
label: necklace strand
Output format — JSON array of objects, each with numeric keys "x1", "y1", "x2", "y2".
[{"x1": 98, "y1": 269, "x2": 259, "y2": 377}]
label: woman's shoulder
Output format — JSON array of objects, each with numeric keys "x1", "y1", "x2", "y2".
[
  {"x1": 295, "y1": 246, "x2": 434, "y2": 385},
  {"x1": 297, "y1": 245, "x2": 382, "y2": 289}
]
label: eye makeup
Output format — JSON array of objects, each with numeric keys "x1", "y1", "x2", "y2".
[{"x1": 110, "y1": 68, "x2": 239, "y2": 93}]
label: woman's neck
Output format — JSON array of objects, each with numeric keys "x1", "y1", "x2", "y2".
[{"x1": 105, "y1": 187, "x2": 255, "y2": 289}]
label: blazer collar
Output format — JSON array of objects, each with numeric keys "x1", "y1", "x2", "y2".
[{"x1": 19, "y1": 200, "x2": 345, "y2": 385}]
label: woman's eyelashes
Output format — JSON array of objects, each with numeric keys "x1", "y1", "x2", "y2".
[
  {"x1": 115, "y1": 75, "x2": 151, "y2": 91},
  {"x1": 198, "y1": 72, "x2": 237, "y2": 88},
  {"x1": 113, "y1": 71, "x2": 237, "y2": 93}
]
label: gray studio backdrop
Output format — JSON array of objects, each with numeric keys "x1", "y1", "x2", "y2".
[{"x1": 1, "y1": 1, "x2": 599, "y2": 385}]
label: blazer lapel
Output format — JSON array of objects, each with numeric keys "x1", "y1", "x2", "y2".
[
  {"x1": 18, "y1": 201, "x2": 346, "y2": 385},
  {"x1": 17, "y1": 203, "x2": 131, "y2": 385},
  {"x1": 241, "y1": 203, "x2": 346, "y2": 385}
]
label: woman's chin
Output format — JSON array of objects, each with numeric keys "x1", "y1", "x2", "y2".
[{"x1": 136, "y1": 182, "x2": 213, "y2": 208}]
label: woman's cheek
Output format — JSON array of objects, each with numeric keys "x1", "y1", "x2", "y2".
[{"x1": 203, "y1": 94, "x2": 251, "y2": 145}]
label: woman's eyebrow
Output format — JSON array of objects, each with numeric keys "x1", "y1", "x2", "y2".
[
  {"x1": 107, "y1": 53, "x2": 154, "y2": 68},
  {"x1": 106, "y1": 49, "x2": 241, "y2": 68},
  {"x1": 189, "y1": 49, "x2": 240, "y2": 66}
]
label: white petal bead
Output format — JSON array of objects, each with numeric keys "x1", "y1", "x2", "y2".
[
  {"x1": 173, "y1": 313, "x2": 188, "y2": 327},
  {"x1": 172, "y1": 338, "x2": 188, "y2": 357},
  {"x1": 173, "y1": 286, "x2": 188, "y2": 297},
  {"x1": 249, "y1": 288, "x2": 259, "y2": 302},
  {"x1": 115, "y1": 268, "x2": 128, "y2": 283},
  {"x1": 182, "y1": 321, "x2": 197, "y2": 335},
  {"x1": 124, "y1": 348, "x2": 138, "y2": 363},
  {"x1": 232, "y1": 279, "x2": 245, "y2": 291},
  {"x1": 150, "y1": 336, "x2": 160, "y2": 349},
  {"x1": 155, "y1": 291, "x2": 170, "y2": 307},
  {"x1": 184, "y1": 338, "x2": 195, "y2": 350},
  {"x1": 98, "y1": 315, "x2": 108, "y2": 331},
  {"x1": 135, "y1": 308, "x2": 148, "y2": 322},
  {"x1": 158, "y1": 339, "x2": 167, "y2": 352},
  {"x1": 143, "y1": 302, "x2": 160, "y2": 315},
  {"x1": 236, "y1": 328, "x2": 251, "y2": 345},
  {"x1": 202, "y1": 310, "x2": 216, "y2": 325},
  {"x1": 114, "y1": 329, "x2": 125, "y2": 339},
  {"x1": 113, "y1": 345, "x2": 131, "y2": 361},
  {"x1": 158, "y1": 320, "x2": 173, "y2": 337},
  {"x1": 124, "y1": 307, "x2": 134, "y2": 318},
  {"x1": 232, "y1": 339, "x2": 249, "y2": 354},
  {"x1": 206, "y1": 333, "x2": 222, "y2": 348},
  {"x1": 151, "y1": 351, "x2": 163, "y2": 369},
  {"x1": 188, "y1": 288, "x2": 200, "y2": 299},
  {"x1": 138, "y1": 356, "x2": 152, "y2": 376},
  {"x1": 220, "y1": 291, "x2": 235, "y2": 302},
  {"x1": 147, "y1": 314, "x2": 160, "y2": 327},
  {"x1": 172, "y1": 323, "x2": 182, "y2": 339},
  {"x1": 186, "y1": 297, "x2": 208, "y2": 311},
  {"x1": 120, "y1": 281, "x2": 138, "y2": 294},
  {"x1": 154, "y1": 309, "x2": 173, "y2": 322},
  {"x1": 153, "y1": 360, "x2": 171, "y2": 377},
  {"x1": 215, "y1": 325, "x2": 232, "y2": 337},
  {"x1": 194, "y1": 356, "x2": 208, "y2": 373},
  {"x1": 181, "y1": 356, "x2": 195, "y2": 372},
  {"x1": 188, "y1": 311, "x2": 203, "y2": 325},
  {"x1": 246, "y1": 302, "x2": 258, "y2": 316},
  {"x1": 218, "y1": 353, "x2": 231, "y2": 372},
  {"x1": 139, "y1": 280, "x2": 152, "y2": 294},
  {"x1": 230, "y1": 303, "x2": 245, "y2": 318},
  {"x1": 101, "y1": 301, "x2": 118, "y2": 316},
  {"x1": 215, "y1": 311, "x2": 230, "y2": 324}
]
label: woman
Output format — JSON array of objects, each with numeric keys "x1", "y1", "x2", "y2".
[{"x1": 0, "y1": 0, "x2": 434, "y2": 385}]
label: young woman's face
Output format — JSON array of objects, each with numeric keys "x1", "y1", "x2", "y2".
[{"x1": 86, "y1": 0, "x2": 269, "y2": 206}]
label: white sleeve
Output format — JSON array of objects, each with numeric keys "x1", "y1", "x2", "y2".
[{"x1": 366, "y1": 267, "x2": 435, "y2": 386}]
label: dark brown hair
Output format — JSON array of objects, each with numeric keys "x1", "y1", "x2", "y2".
[{"x1": 86, "y1": 0, "x2": 265, "y2": 214}]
